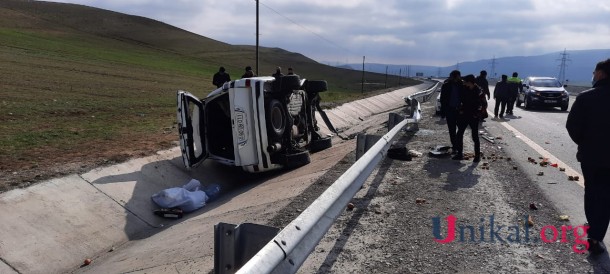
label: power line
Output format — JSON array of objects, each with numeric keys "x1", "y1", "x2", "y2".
[{"x1": 258, "y1": 1, "x2": 355, "y2": 57}]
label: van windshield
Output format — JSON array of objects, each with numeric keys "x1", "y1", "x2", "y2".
[{"x1": 531, "y1": 79, "x2": 562, "y2": 87}]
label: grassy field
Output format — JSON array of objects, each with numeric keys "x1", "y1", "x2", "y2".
[{"x1": 0, "y1": 0, "x2": 420, "y2": 192}]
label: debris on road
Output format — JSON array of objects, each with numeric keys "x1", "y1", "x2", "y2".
[
  {"x1": 416, "y1": 198, "x2": 426, "y2": 204},
  {"x1": 559, "y1": 215, "x2": 570, "y2": 221},
  {"x1": 347, "y1": 203, "x2": 355, "y2": 211},
  {"x1": 538, "y1": 171, "x2": 544, "y2": 176},
  {"x1": 527, "y1": 215, "x2": 535, "y2": 227},
  {"x1": 529, "y1": 203, "x2": 538, "y2": 210},
  {"x1": 408, "y1": 149, "x2": 423, "y2": 157},
  {"x1": 428, "y1": 145, "x2": 451, "y2": 157}
]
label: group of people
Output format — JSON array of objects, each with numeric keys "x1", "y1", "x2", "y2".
[
  {"x1": 440, "y1": 59, "x2": 610, "y2": 256},
  {"x1": 440, "y1": 69, "x2": 526, "y2": 162},
  {"x1": 212, "y1": 66, "x2": 296, "y2": 88},
  {"x1": 440, "y1": 70, "x2": 484, "y2": 162},
  {"x1": 492, "y1": 72, "x2": 523, "y2": 118}
]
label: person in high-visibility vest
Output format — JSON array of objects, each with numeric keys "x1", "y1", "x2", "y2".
[{"x1": 506, "y1": 72, "x2": 523, "y2": 115}]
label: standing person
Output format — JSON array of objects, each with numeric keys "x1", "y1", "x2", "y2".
[
  {"x1": 287, "y1": 67, "x2": 295, "y2": 75},
  {"x1": 506, "y1": 72, "x2": 522, "y2": 115},
  {"x1": 440, "y1": 70, "x2": 462, "y2": 154},
  {"x1": 566, "y1": 58, "x2": 610, "y2": 255},
  {"x1": 212, "y1": 67, "x2": 231, "y2": 88},
  {"x1": 493, "y1": 75, "x2": 510, "y2": 119},
  {"x1": 272, "y1": 67, "x2": 283, "y2": 78},
  {"x1": 453, "y1": 74, "x2": 482, "y2": 162},
  {"x1": 476, "y1": 70, "x2": 490, "y2": 122},
  {"x1": 241, "y1": 66, "x2": 256, "y2": 78}
]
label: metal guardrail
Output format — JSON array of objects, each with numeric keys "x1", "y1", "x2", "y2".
[{"x1": 224, "y1": 85, "x2": 434, "y2": 274}]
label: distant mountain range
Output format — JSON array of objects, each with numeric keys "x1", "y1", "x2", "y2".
[{"x1": 338, "y1": 49, "x2": 610, "y2": 86}]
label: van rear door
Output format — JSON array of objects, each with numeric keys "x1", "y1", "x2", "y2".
[{"x1": 177, "y1": 90, "x2": 207, "y2": 169}]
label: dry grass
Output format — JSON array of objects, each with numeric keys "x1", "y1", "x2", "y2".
[{"x1": 0, "y1": 0, "x2": 420, "y2": 192}]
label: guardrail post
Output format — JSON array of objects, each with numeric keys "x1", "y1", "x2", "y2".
[{"x1": 215, "y1": 223, "x2": 280, "y2": 274}]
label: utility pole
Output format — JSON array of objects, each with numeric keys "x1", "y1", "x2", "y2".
[
  {"x1": 255, "y1": 0, "x2": 259, "y2": 76},
  {"x1": 361, "y1": 56, "x2": 365, "y2": 94},
  {"x1": 385, "y1": 66, "x2": 388, "y2": 89},
  {"x1": 557, "y1": 49, "x2": 570, "y2": 84},
  {"x1": 398, "y1": 68, "x2": 402, "y2": 85}
]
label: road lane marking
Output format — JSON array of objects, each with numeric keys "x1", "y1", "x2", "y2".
[{"x1": 487, "y1": 110, "x2": 584, "y2": 188}]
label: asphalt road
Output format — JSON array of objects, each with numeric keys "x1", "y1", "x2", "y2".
[
  {"x1": 484, "y1": 88, "x2": 610, "y2": 248},
  {"x1": 487, "y1": 94, "x2": 580, "y2": 175}
]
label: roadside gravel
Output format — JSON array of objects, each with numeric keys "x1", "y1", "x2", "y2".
[{"x1": 268, "y1": 101, "x2": 605, "y2": 273}]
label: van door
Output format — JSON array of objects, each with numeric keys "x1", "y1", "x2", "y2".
[{"x1": 177, "y1": 90, "x2": 207, "y2": 169}]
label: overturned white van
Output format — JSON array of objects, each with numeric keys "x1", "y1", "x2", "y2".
[{"x1": 177, "y1": 75, "x2": 333, "y2": 173}]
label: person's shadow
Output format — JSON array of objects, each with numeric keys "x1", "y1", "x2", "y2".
[
  {"x1": 424, "y1": 157, "x2": 480, "y2": 191},
  {"x1": 586, "y1": 248, "x2": 610, "y2": 273}
]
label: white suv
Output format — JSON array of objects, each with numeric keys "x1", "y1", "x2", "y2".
[{"x1": 177, "y1": 75, "x2": 332, "y2": 172}]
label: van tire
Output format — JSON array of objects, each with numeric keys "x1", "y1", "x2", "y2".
[
  {"x1": 266, "y1": 99, "x2": 286, "y2": 139},
  {"x1": 304, "y1": 80, "x2": 328, "y2": 93},
  {"x1": 278, "y1": 75, "x2": 301, "y2": 93},
  {"x1": 309, "y1": 136, "x2": 332, "y2": 152}
]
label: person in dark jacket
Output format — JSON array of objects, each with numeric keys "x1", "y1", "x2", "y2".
[
  {"x1": 453, "y1": 74, "x2": 483, "y2": 162},
  {"x1": 476, "y1": 70, "x2": 490, "y2": 121},
  {"x1": 493, "y1": 74, "x2": 510, "y2": 119},
  {"x1": 506, "y1": 72, "x2": 522, "y2": 115},
  {"x1": 440, "y1": 70, "x2": 462, "y2": 153},
  {"x1": 212, "y1": 67, "x2": 231, "y2": 88},
  {"x1": 272, "y1": 66, "x2": 284, "y2": 78},
  {"x1": 566, "y1": 58, "x2": 610, "y2": 256},
  {"x1": 241, "y1": 66, "x2": 256, "y2": 78}
]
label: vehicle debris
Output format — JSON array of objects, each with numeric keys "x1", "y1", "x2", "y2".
[{"x1": 428, "y1": 145, "x2": 451, "y2": 157}]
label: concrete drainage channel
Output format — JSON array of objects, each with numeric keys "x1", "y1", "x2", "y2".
[{"x1": 0, "y1": 82, "x2": 434, "y2": 274}]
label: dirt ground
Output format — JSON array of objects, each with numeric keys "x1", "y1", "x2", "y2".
[{"x1": 266, "y1": 102, "x2": 606, "y2": 273}]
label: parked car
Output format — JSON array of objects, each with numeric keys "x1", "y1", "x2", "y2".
[
  {"x1": 177, "y1": 75, "x2": 333, "y2": 173},
  {"x1": 516, "y1": 76, "x2": 569, "y2": 111}
]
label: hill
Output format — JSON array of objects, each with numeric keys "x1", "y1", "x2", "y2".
[
  {"x1": 341, "y1": 49, "x2": 610, "y2": 86},
  {"x1": 0, "y1": 0, "x2": 420, "y2": 192}
]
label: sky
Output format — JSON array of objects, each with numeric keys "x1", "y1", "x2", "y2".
[{"x1": 46, "y1": 0, "x2": 610, "y2": 67}]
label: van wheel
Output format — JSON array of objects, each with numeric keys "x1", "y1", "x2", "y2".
[
  {"x1": 309, "y1": 136, "x2": 332, "y2": 152},
  {"x1": 266, "y1": 99, "x2": 286, "y2": 139},
  {"x1": 284, "y1": 150, "x2": 310, "y2": 168},
  {"x1": 277, "y1": 75, "x2": 301, "y2": 94},
  {"x1": 561, "y1": 104, "x2": 568, "y2": 111},
  {"x1": 304, "y1": 80, "x2": 328, "y2": 93}
]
